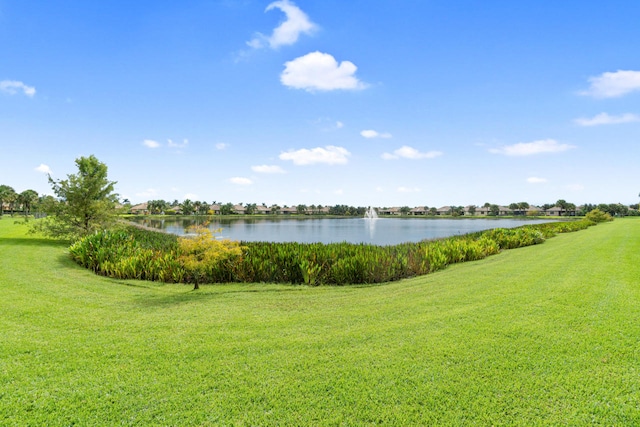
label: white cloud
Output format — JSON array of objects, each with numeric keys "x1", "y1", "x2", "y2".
[
  {"x1": 279, "y1": 145, "x2": 350, "y2": 165},
  {"x1": 336, "y1": 121, "x2": 344, "y2": 129},
  {"x1": 143, "y1": 139, "x2": 161, "y2": 148},
  {"x1": 248, "y1": 0, "x2": 317, "y2": 49},
  {"x1": 382, "y1": 145, "x2": 443, "y2": 160},
  {"x1": 361, "y1": 129, "x2": 392, "y2": 139},
  {"x1": 215, "y1": 143, "x2": 229, "y2": 150},
  {"x1": 252, "y1": 165, "x2": 286, "y2": 174},
  {"x1": 489, "y1": 139, "x2": 576, "y2": 156},
  {"x1": 229, "y1": 177, "x2": 253, "y2": 185},
  {"x1": 35, "y1": 164, "x2": 52, "y2": 174},
  {"x1": 281, "y1": 51, "x2": 367, "y2": 92},
  {"x1": 397, "y1": 186, "x2": 421, "y2": 193},
  {"x1": 168, "y1": 139, "x2": 188, "y2": 148},
  {"x1": 527, "y1": 177, "x2": 547, "y2": 184},
  {"x1": 574, "y1": 112, "x2": 640, "y2": 126},
  {"x1": 581, "y1": 70, "x2": 640, "y2": 98},
  {"x1": 0, "y1": 80, "x2": 36, "y2": 97}
]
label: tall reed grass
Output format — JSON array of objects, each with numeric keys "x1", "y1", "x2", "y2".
[{"x1": 69, "y1": 220, "x2": 594, "y2": 286}]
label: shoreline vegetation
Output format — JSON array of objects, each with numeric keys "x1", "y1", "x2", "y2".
[
  {"x1": 1, "y1": 215, "x2": 638, "y2": 425},
  {"x1": 71, "y1": 218, "x2": 596, "y2": 287}
]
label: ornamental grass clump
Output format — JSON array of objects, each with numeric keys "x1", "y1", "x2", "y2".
[{"x1": 68, "y1": 228, "x2": 183, "y2": 281}]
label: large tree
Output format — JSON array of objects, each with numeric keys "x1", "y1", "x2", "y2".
[
  {"x1": 17, "y1": 189, "x2": 39, "y2": 216},
  {"x1": 35, "y1": 155, "x2": 118, "y2": 240},
  {"x1": 0, "y1": 185, "x2": 17, "y2": 217}
]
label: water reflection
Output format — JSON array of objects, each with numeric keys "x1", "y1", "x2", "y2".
[{"x1": 364, "y1": 217, "x2": 378, "y2": 240}]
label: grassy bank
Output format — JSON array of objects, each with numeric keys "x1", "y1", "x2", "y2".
[{"x1": 1, "y1": 217, "x2": 639, "y2": 425}]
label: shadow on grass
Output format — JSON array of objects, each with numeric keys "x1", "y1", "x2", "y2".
[
  {"x1": 0, "y1": 237, "x2": 70, "y2": 248},
  {"x1": 133, "y1": 284, "x2": 307, "y2": 307}
]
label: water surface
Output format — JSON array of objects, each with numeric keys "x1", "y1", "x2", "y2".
[{"x1": 131, "y1": 217, "x2": 555, "y2": 246}]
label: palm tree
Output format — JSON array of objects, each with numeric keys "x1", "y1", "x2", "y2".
[
  {"x1": 197, "y1": 201, "x2": 209, "y2": 216},
  {"x1": 18, "y1": 189, "x2": 39, "y2": 216},
  {"x1": 245, "y1": 203, "x2": 257, "y2": 215},
  {"x1": 193, "y1": 201, "x2": 203, "y2": 216},
  {"x1": 0, "y1": 185, "x2": 16, "y2": 217},
  {"x1": 556, "y1": 199, "x2": 568, "y2": 216},
  {"x1": 181, "y1": 199, "x2": 195, "y2": 215},
  {"x1": 6, "y1": 188, "x2": 18, "y2": 216}
]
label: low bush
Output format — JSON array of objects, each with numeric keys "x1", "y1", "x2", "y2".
[
  {"x1": 585, "y1": 208, "x2": 613, "y2": 223},
  {"x1": 70, "y1": 220, "x2": 595, "y2": 286}
]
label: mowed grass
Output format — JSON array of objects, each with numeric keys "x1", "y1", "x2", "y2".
[{"x1": 1, "y1": 218, "x2": 639, "y2": 426}]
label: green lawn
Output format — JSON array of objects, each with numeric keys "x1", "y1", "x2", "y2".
[{"x1": 1, "y1": 217, "x2": 639, "y2": 426}]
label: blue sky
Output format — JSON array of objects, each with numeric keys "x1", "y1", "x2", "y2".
[{"x1": 2, "y1": 0, "x2": 639, "y2": 207}]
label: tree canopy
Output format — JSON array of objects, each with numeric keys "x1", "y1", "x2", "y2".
[{"x1": 33, "y1": 155, "x2": 118, "y2": 240}]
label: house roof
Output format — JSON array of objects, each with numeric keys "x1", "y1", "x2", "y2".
[{"x1": 130, "y1": 202, "x2": 148, "y2": 210}]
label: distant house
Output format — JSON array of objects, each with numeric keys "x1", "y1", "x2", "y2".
[
  {"x1": 130, "y1": 202, "x2": 149, "y2": 215},
  {"x1": 233, "y1": 204, "x2": 246, "y2": 215},
  {"x1": 545, "y1": 205, "x2": 576, "y2": 216},
  {"x1": 317, "y1": 206, "x2": 330, "y2": 214},
  {"x1": 255, "y1": 205, "x2": 269, "y2": 215},
  {"x1": 410, "y1": 206, "x2": 428, "y2": 215},
  {"x1": 498, "y1": 206, "x2": 512, "y2": 216},
  {"x1": 209, "y1": 204, "x2": 221, "y2": 215},
  {"x1": 525, "y1": 206, "x2": 543, "y2": 216},
  {"x1": 474, "y1": 206, "x2": 490, "y2": 216},
  {"x1": 281, "y1": 206, "x2": 298, "y2": 215},
  {"x1": 436, "y1": 206, "x2": 452, "y2": 215},
  {"x1": 378, "y1": 207, "x2": 400, "y2": 215},
  {"x1": 464, "y1": 205, "x2": 478, "y2": 216}
]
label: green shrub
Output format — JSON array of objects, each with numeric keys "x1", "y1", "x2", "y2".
[{"x1": 585, "y1": 208, "x2": 613, "y2": 223}]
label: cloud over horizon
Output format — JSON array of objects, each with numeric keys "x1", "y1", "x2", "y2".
[
  {"x1": 581, "y1": 70, "x2": 640, "y2": 98},
  {"x1": 281, "y1": 51, "x2": 367, "y2": 92},
  {"x1": 143, "y1": 139, "x2": 161, "y2": 148},
  {"x1": 0, "y1": 80, "x2": 36, "y2": 97},
  {"x1": 574, "y1": 112, "x2": 640, "y2": 126},
  {"x1": 247, "y1": 0, "x2": 317, "y2": 49},
  {"x1": 382, "y1": 146, "x2": 443, "y2": 160},
  {"x1": 489, "y1": 139, "x2": 576, "y2": 156},
  {"x1": 35, "y1": 164, "x2": 52, "y2": 174},
  {"x1": 252, "y1": 165, "x2": 286, "y2": 174},
  {"x1": 279, "y1": 145, "x2": 351, "y2": 165},
  {"x1": 229, "y1": 177, "x2": 253, "y2": 185},
  {"x1": 361, "y1": 129, "x2": 392, "y2": 139}
]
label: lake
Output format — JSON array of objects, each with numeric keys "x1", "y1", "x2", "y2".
[{"x1": 130, "y1": 217, "x2": 557, "y2": 246}]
